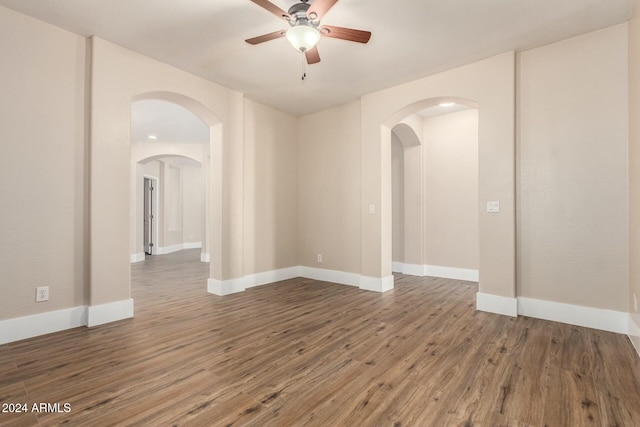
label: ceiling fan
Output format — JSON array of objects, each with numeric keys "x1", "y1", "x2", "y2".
[{"x1": 246, "y1": 0, "x2": 372, "y2": 65}]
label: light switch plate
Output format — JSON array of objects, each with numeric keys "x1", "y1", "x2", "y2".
[{"x1": 486, "y1": 201, "x2": 500, "y2": 213}]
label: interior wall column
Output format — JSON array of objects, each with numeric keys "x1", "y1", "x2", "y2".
[{"x1": 403, "y1": 144, "x2": 424, "y2": 269}]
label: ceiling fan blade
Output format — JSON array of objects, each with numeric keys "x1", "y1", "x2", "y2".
[
  {"x1": 305, "y1": 46, "x2": 321, "y2": 64},
  {"x1": 307, "y1": 0, "x2": 340, "y2": 20},
  {"x1": 245, "y1": 30, "x2": 286, "y2": 45},
  {"x1": 249, "y1": 0, "x2": 291, "y2": 20},
  {"x1": 320, "y1": 25, "x2": 371, "y2": 44}
]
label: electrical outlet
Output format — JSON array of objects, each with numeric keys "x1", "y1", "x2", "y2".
[
  {"x1": 36, "y1": 286, "x2": 49, "y2": 302},
  {"x1": 317, "y1": 254, "x2": 323, "y2": 263}
]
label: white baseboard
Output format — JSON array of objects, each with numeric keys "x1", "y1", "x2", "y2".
[
  {"x1": 208, "y1": 266, "x2": 394, "y2": 295},
  {"x1": 476, "y1": 292, "x2": 518, "y2": 317},
  {"x1": 392, "y1": 262, "x2": 403, "y2": 273},
  {"x1": 359, "y1": 275, "x2": 394, "y2": 293},
  {"x1": 207, "y1": 278, "x2": 246, "y2": 296},
  {"x1": 425, "y1": 265, "x2": 479, "y2": 282},
  {"x1": 130, "y1": 252, "x2": 145, "y2": 263},
  {"x1": 183, "y1": 241, "x2": 202, "y2": 249},
  {"x1": 477, "y1": 292, "x2": 630, "y2": 334},
  {"x1": 135, "y1": 245, "x2": 204, "y2": 261},
  {"x1": 0, "y1": 306, "x2": 87, "y2": 345},
  {"x1": 87, "y1": 299, "x2": 134, "y2": 327},
  {"x1": 403, "y1": 263, "x2": 426, "y2": 276},
  {"x1": 244, "y1": 267, "x2": 300, "y2": 289},
  {"x1": 299, "y1": 266, "x2": 360, "y2": 287},
  {"x1": 518, "y1": 297, "x2": 628, "y2": 334},
  {"x1": 629, "y1": 315, "x2": 640, "y2": 359},
  {"x1": 391, "y1": 262, "x2": 479, "y2": 282},
  {"x1": 0, "y1": 299, "x2": 134, "y2": 344},
  {"x1": 156, "y1": 244, "x2": 183, "y2": 255},
  {"x1": 200, "y1": 252, "x2": 210, "y2": 263},
  {"x1": 157, "y1": 242, "x2": 202, "y2": 255}
]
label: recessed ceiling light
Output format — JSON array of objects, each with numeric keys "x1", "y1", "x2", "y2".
[
  {"x1": 148, "y1": 135, "x2": 158, "y2": 140},
  {"x1": 439, "y1": 102, "x2": 455, "y2": 107}
]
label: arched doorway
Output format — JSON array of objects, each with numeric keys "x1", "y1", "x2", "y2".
[
  {"x1": 357, "y1": 53, "x2": 516, "y2": 315},
  {"x1": 131, "y1": 154, "x2": 204, "y2": 260},
  {"x1": 390, "y1": 99, "x2": 479, "y2": 282},
  {"x1": 130, "y1": 97, "x2": 211, "y2": 263},
  {"x1": 127, "y1": 92, "x2": 222, "y2": 300}
]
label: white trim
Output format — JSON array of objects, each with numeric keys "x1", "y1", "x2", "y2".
[
  {"x1": 425, "y1": 265, "x2": 479, "y2": 282},
  {"x1": 157, "y1": 242, "x2": 202, "y2": 254},
  {"x1": 476, "y1": 292, "x2": 518, "y2": 317},
  {"x1": 183, "y1": 241, "x2": 202, "y2": 249},
  {"x1": 207, "y1": 278, "x2": 246, "y2": 296},
  {"x1": 156, "y1": 242, "x2": 202, "y2": 255},
  {"x1": 359, "y1": 275, "x2": 394, "y2": 293},
  {"x1": 402, "y1": 263, "x2": 426, "y2": 276},
  {"x1": 299, "y1": 266, "x2": 360, "y2": 287},
  {"x1": 0, "y1": 306, "x2": 87, "y2": 345},
  {"x1": 392, "y1": 261, "x2": 404, "y2": 273},
  {"x1": 200, "y1": 252, "x2": 210, "y2": 263},
  {"x1": 244, "y1": 267, "x2": 300, "y2": 289},
  {"x1": 0, "y1": 299, "x2": 134, "y2": 344},
  {"x1": 391, "y1": 263, "x2": 479, "y2": 282},
  {"x1": 156, "y1": 244, "x2": 184, "y2": 255},
  {"x1": 208, "y1": 267, "x2": 395, "y2": 295},
  {"x1": 517, "y1": 297, "x2": 628, "y2": 334},
  {"x1": 629, "y1": 315, "x2": 640, "y2": 359},
  {"x1": 87, "y1": 299, "x2": 134, "y2": 327},
  {"x1": 130, "y1": 252, "x2": 145, "y2": 263}
]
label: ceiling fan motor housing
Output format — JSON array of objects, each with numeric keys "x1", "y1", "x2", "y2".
[{"x1": 288, "y1": 2, "x2": 318, "y2": 27}]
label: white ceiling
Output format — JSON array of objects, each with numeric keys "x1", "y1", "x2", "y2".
[
  {"x1": 131, "y1": 99, "x2": 209, "y2": 144},
  {"x1": 417, "y1": 103, "x2": 471, "y2": 119},
  {"x1": 0, "y1": 0, "x2": 636, "y2": 116}
]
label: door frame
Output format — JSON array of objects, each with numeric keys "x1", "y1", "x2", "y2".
[{"x1": 143, "y1": 175, "x2": 159, "y2": 256}]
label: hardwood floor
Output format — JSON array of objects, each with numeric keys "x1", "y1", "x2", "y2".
[{"x1": 1, "y1": 249, "x2": 640, "y2": 426}]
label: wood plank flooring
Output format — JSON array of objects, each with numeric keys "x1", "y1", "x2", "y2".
[{"x1": 1, "y1": 249, "x2": 640, "y2": 426}]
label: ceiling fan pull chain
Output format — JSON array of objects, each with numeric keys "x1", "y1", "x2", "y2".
[{"x1": 301, "y1": 53, "x2": 307, "y2": 82}]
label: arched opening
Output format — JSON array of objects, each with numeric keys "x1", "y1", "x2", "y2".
[
  {"x1": 132, "y1": 154, "x2": 203, "y2": 259},
  {"x1": 358, "y1": 53, "x2": 515, "y2": 312},
  {"x1": 390, "y1": 98, "x2": 479, "y2": 282},
  {"x1": 129, "y1": 92, "x2": 222, "y2": 296}
]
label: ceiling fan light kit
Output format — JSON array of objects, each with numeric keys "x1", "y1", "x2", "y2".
[
  {"x1": 286, "y1": 24, "x2": 321, "y2": 52},
  {"x1": 247, "y1": 0, "x2": 371, "y2": 66}
]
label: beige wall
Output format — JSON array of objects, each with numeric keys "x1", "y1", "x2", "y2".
[
  {"x1": 90, "y1": 36, "x2": 245, "y2": 306},
  {"x1": 629, "y1": 4, "x2": 640, "y2": 331},
  {"x1": 298, "y1": 101, "x2": 362, "y2": 273},
  {"x1": 402, "y1": 143, "x2": 424, "y2": 267},
  {"x1": 0, "y1": 7, "x2": 88, "y2": 319},
  {"x1": 244, "y1": 99, "x2": 299, "y2": 273},
  {"x1": 517, "y1": 24, "x2": 629, "y2": 311},
  {"x1": 391, "y1": 134, "x2": 405, "y2": 263},
  {"x1": 361, "y1": 52, "x2": 515, "y2": 296},
  {"x1": 423, "y1": 109, "x2": 479, "y2": 270},
  {"x1": 391, "y1": 110, "x2": 479, "y2": 270},
  {"x1": 182, "y1": 162, "x2": 203, "y2": 245}
]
